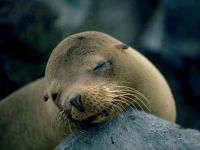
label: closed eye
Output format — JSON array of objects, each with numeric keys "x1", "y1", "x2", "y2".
[{"x1": 93, "y1": 61, "x2": 111, "y2": 71}]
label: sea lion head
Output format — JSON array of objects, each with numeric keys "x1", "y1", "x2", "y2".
[{"x1": 44, "y1": 31, "x2": 148, "y2": 129}]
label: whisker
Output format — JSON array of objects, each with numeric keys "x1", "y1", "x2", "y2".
[
  {"x1": 116, "y1": 93, "x2": 150, "y2": 113},
  {"x1": 51, "y1": 113, "x2": 61, "y2": 142},
  {"x1": 115, "y1": 94, "x2": 146, "y2": 112},
  {"x1": 74, "y1": 127, "x2": 88, "y2": 140},
  {"x1": 111, "y1": 100, "x2": 129, "y2": 122},
  {"x1": 112, "y1": 98, "x2": 139, "y2": 116},
  {"x1": 114, "y1": 86, "x2": 152, "y2": 111},
  {"x1": 109, "y1": 88, "x2": 152, "y2": 113}
]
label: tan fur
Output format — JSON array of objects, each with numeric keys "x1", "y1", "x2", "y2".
[
  {"x1": 0, "y1": 31, "x2": 176, "y2": 150},
  {"x1": 0, "y1": 78, "x2": 67, "y2": 150}
]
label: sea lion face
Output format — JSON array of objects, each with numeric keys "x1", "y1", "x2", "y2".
[{"x1": 44, "y1": 31, "x2": 145, "y2": 128}]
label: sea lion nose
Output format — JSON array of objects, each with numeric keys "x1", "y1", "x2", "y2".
[{"x1": 69, "y1": 94, "x2": 84, "y2": 112}]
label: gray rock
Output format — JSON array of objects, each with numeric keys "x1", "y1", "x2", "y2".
[{"x1": 55, "y1": 107, "x2": 200, "y2": 150}]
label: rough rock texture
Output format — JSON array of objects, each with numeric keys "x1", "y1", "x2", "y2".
[{"x1": 56, "y1": 107, "x2": 200, "y2": 150}]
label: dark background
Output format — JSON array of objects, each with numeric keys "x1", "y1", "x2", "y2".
[{"x1": 0, "y1": 0, "x2": 200, "y2": 130}]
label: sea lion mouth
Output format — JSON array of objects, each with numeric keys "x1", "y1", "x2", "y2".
[
  {"x1": 78, "y1": 118, "x2": 96, "y2": 129},
  {"x1": 78, "y1": 105, "x2": 113, "y2": 129}
]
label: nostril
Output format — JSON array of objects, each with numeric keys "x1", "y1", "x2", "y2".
[
  {"x1": 69, "y1": 94, "x2": 84, "y2": 112},
  {"x1": 52, "y1": 93, "x2": 58, "y2": 101}
]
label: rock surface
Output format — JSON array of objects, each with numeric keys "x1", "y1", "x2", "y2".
[{"x1": 56, "y1": 107, "x2": 200, "y2": 150}]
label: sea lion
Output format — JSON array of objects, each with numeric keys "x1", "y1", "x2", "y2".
[
  {"x1": 44, "y1": 31, "x2": 176, "y2": 124},
  {"x1": 0, "y1": 31, "x2": 176, "y2": 150}
]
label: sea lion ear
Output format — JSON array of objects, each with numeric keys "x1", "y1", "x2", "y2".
[
  {"x1": 114, "y1": 43, "x2": 129, "y2": 50},
  {"x1": 43, "y1": 92, "x2": 49, "y2": 102}
]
